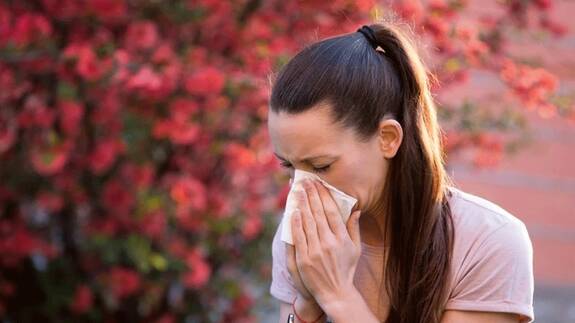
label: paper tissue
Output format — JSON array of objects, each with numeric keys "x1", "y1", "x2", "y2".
[{"x1": 281, "y1": 169, "x2": 358, "y2": 245}]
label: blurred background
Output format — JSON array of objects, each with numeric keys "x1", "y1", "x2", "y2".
[{"x1": 0, "y1": 0, "x2": 573, "y2": 322}]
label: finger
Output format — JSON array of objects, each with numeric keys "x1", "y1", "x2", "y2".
[
  {"x1": 311, "y1": 180, "x2": 348, "y2": 238},
  {"x1": 291, "y1": 208, "x2": 308, "y2": 258},
  {"x1": 304, "y1": 179, "x2": 338, "y2": 241},
  {"x1": 346, "y1": 210, "x2": 362, "y2": 248},
  {"x1": 295, "y1": 188, "x2": 320, "y2": 251}
]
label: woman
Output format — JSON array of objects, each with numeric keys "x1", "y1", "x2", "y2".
[{"x1": 267, "y1": 23, "x2": 534, "y2": 323}]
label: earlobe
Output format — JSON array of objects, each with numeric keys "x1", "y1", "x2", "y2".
[{"x1": 378, "y1": 119, "x2": 403, "y2": 159}]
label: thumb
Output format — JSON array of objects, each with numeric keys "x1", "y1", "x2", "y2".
[{"x1": 346, "y1": 210, "x2": 361, "y2": 246}]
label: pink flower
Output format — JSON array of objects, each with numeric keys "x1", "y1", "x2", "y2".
[
  {"x1": 184, "y1": 67, "x2": 225, "y2": 97},
  {"x1": 152, "y1": 43, "x2": 176, "y2": 64},
  {"x1": 126, "y1": 66, "x2": 162, "y2": 92}
]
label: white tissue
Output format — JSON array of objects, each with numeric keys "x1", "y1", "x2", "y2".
[{"x1": 281, "y1": 169, "x2": 358, "y2": 245}]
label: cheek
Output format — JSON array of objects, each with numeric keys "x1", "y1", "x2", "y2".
[
  {"x1": 330, "y1": 159, "x2": 370, "y2": 206},
  {"x1": 346, "y1": 157, "x2": 386, "y2": 209}
]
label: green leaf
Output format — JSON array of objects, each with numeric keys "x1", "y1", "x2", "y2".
[{"x1": 149, "y1": 253, "x2": 168, "y2": 271}]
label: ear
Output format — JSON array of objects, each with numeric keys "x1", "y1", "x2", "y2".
[{"x1": 378, "y1": 119, "x2": 403, "y2": 159}]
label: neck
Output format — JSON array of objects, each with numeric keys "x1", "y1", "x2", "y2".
[{"x1": 359, "y1": 213, "x2": 386, "y2": 247}]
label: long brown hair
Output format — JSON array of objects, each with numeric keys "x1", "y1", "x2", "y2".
[{"x1": 269, "y1": 22, "x2": 455, "y2": 323}]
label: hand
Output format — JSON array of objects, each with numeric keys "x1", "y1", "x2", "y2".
[
  {"x1": 290, "y1": 178, "x2": 362, "y2": 307},
  {"x1": 286, "y1": 235, "x2": 325, "y2": 320},
  {"x1": 286, "y1": 242, "x2": 316, "y2": 302}
]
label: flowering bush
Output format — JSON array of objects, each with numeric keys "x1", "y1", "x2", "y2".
[{"x1": 0, "y1": 0, "x2": 571, "y2": 321}]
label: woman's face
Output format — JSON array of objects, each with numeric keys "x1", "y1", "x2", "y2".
[{"x1": 267, "y1": 103, "x2": 399, "y2": 216}]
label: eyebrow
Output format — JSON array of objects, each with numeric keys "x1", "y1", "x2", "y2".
[{"x1": 273, "y1": 152, "x2": 337, "y2": 163}]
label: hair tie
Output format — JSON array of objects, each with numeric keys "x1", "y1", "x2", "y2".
[{"x1": 357, "y1": 25, "x2": 378, "y2": 49}]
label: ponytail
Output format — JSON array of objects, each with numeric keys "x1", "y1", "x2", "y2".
[{"x1": 364, "y1": 23, "x2": 454, "y2": 323}]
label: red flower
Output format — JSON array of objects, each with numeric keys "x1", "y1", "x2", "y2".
[
  {"x1": 139, "y1": 210, "x2": 166, "y2": 241},
  {"x1": 0, "y1": 221, "x2": 42, "y2": 267},
  {"x1": 11, "y1": 13, "x2": 52, "y2": 48},
  {"x1": 392, "y1": 0, "x2": 424, "y2": 23},
  {"x1": 89, "y1": 138, "x2": 124, "y2": 174},
  {"x1": 36, "y1": 191, "x2": 64, "y2": 213},
  {"x1": 224, "y1": 143, "x2": 257, "y2": 170},
  {"x1": 63, "y1": 44, "x2": 110, "y2": 81},
  {"x1": 58, "y1": 100, "x2": 84, "y2": 138},
  {"x1": 124, "y1": 21, "x2": 159, "y2": 51},
  {"x1": 170, "y1": 176, "x2": 207, "y2": 211},
  {"x1": 108, "y1": 267, "x2": 140, "y2": 299},
  {"x1": 183, "y1": 249, "x2": 211, "y2": 289},
  {"x1": 120, "y1": 163, "x2": 155, "y2": 190},
  {"x1": 168, "y1": 119, "x2": 201, "y2": 145},
  {"x1": 18, "y1": 96, "x2": 55, "y2": 129},
  {"x1": 40, "y1": 0, "x2": 83, "y2": 21},
  {"x1": 169, "y1": 98, "x2": 199, "y2": 119},
  {"x1": 241, "y1": 215, "x2": 262, "y2": 240},
  {"x1": 30, "y1": 140, "x2": 71, "y2": 176},
  {"x1": 174, "y1": 206, "x2": 206, "y2": 232},
  {"x1": 101, "y1": 180, "x2": 134, "y2": 216},
  {"x1": 70, "y1": 284, "x2": 93, "y2": 314},
  {"x1": 87, "y1": 0, "x2": 127, "y2": 22},
  {"x1": 0, "y1": 5, "x2": 11, "y2": 44},
  {"x1": 0, "y1": 121, "x2": 16, "y2": 154},
  {"x1": 155, "y1": 314, "x2": 175, "y2": 323},
  {"x1": 473, "y1": 133, "x2": 503, "y2": 168},
  {"x1": 184, "y1": 67, "x2": 226, "y2": 97}
]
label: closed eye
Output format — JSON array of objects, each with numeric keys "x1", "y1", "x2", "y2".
[{"x1": 280, "y1": 162, "x2": 331, "y2": 174}]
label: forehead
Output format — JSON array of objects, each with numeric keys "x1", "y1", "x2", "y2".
[{"x1": 267, "y1": 105, "x2": 350, "y2": 157}]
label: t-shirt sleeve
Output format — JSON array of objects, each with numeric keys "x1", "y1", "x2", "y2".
[
  {"x1": 269, "y1": 215, "x2": 298, "y2": 304},
  {"x1": 445, "y1": 220, "x2": 534, "y2": 322}
]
